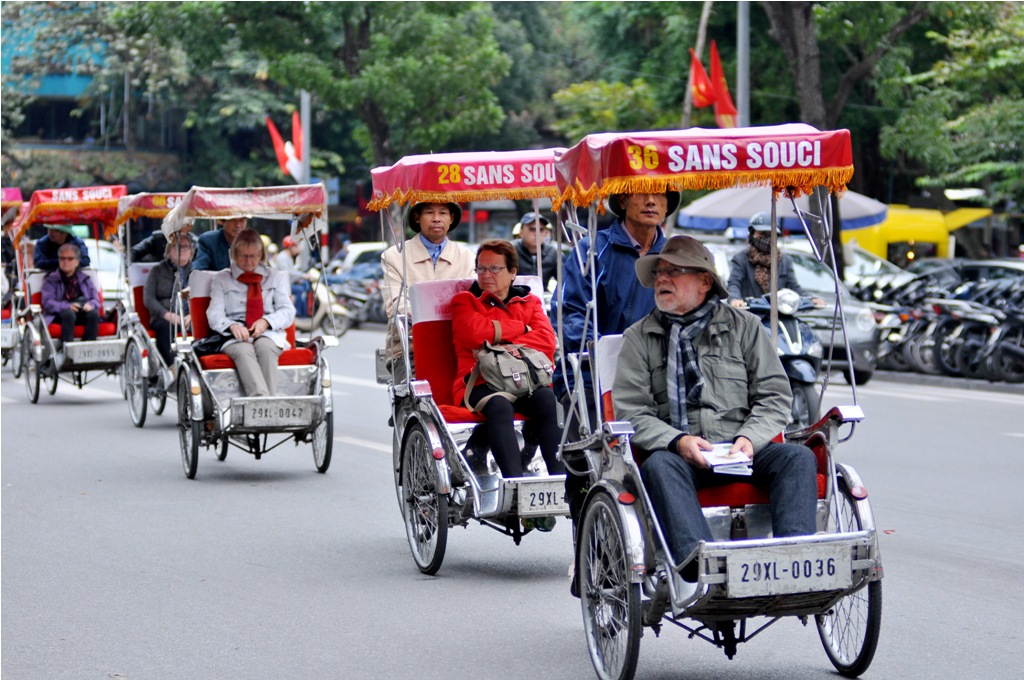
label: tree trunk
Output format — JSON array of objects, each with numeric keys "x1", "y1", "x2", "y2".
[{"x1": 761, "y1": 1, "x2": 827, "y2": 128}]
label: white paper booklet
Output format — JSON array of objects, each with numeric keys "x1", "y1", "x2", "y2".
[{"x1": 702, "y1": 443, "x2": 753, "y2": 476}]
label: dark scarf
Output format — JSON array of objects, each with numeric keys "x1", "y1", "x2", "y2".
[
  {"x1": 748, "y1": 234, "x2": 780, "y2": 294},
  {"x1": 660, "y1": 298, "x2": 717, "y2": 432},
  {"x1": 61, "y1": 270, "x2": 83, "y2": 302}
]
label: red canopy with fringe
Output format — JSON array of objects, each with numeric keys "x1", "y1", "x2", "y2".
[
  {"x1": 555, "y1": 124, "x2": 853, "y2": 211},
  {"x1": 114, "y1": 192, "x2": 186, "y2": 227},
  {"x1": 11, "y1": 185, "x2": 128, "y2": 246},
  {"x1": 368, "y1": 148, "x2": 565, "y2": 211}
]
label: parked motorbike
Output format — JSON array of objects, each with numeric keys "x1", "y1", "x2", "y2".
[
  {"x1": 744, "y1": 289, "x2": 823, "y2": 432},
  {"x1": 293, "y1": 269, "x2": 352, "y2": 337}
]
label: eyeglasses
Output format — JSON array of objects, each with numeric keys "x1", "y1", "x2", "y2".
[
  {"x1": 58, "y1": 256, "x2": 79, "y2": 261},
  {"x1": 475, "y1": 265, "x2": 508, "y2": 275},
  {"x1": 653, "y1": 266, "x2": 703, "y2": 278}
]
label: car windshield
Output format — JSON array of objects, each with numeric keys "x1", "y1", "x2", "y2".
[
  {"x1": 85, "y1": 241, "x2": 121, "y2": 271},
  {"x1": 788, "y1": 252, "x2": 849, "y2": 297}
]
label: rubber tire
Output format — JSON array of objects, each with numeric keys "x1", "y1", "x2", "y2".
[
  {"x1": 400, "y1": 422, "x2": 448, "y2": 575},
  {"x1": 990, "y1": 345, "x2": 1024, "y2": 383},
  {"x1": 150, "y1": 388, "x2": 167, "y2": 416},
  {"x1": 43, "y1": 360, "x2": 58, "y2": 395},
  {"x1": 579, "y1": 492, "x2": 642, "y2": 680},
  {"x1": 319, "y1": 312, "x2": 350, "y2": 339},
  {"x1": 787, "y1": 382, "x2": 820, "y2": 433},
  {"x1": 11, "y1": 330, "x2": 24, "y2": 379},
  {"x1": 816, "y1": 479, "x2": 883, "y2": 677},
  {"x1": 25, "y1": 352, "x2": 41, "y2": 404},
  {"x1": 216, "y1": 437, "x2": 228, "y2": 461},
  {"x1": 312, "y1": 415, "x2": 333, "y2": 473},
  {"x1": 126, "y1": 341, "x2": 148, "y2": 428},
  {"x1": 842, "y1": 368, "x2": 873, "y2": 386},
  {"x1": 177, "y1": 376, "x2": 199, "y2": 479}
]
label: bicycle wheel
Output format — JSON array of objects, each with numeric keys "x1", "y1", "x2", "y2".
[
  {"x1": 177, "y1": 376, "x2": 200, "y2": 479},
  {"x1": 400, "y1": 422, "x2": 448, "y2": 575},
  {"x1": 126, "y1": 341, "x2": 148, "y2": 427},
  {"x1": 11, "y1": 329, "x2": 24, "y2": 379},
  {"x1": 25, "y1": 351, "x2": 40, "y2": 403},
  {"x1": 43, "y1": 360, "x2": 58, "y2": 395},
  {"x1": 816, "y1": 478, "x2": 882, "y2": 677},
  {"x1": 579, "y1": 492, "x2": 642, "y2": 680},
  {"x1": 312, "y1": 416, "x2": 333, "y2": 473},
  {"x1": 786, "y1": 382, "x2": 820, "y2": 433}
]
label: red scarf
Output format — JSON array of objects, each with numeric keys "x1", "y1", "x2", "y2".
[{"x1": 237, "y1": 271, "x2": 264, "y2": 326}]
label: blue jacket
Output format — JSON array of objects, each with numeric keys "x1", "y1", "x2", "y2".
[
  {"x1": 33, "y1": 234, "x2": 92, "y2": 271},
  {"x1": 553, "y1": 220, "x2": 666, "y2": 395},
  {"x1": 192, "y1": 229, "x2": 232, "y2": 272}
]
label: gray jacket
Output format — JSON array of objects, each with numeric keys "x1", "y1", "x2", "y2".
[
  {"x1": 144, "y1": 259, "x2": 191, "y2": 320},
  {"x1": 612, "y1": 302, "x2": 792, "y2": 454}
]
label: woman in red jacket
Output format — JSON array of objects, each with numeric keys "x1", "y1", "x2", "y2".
[{"x1": 451, "y1": 240, "x2": 563, "y2": 478}]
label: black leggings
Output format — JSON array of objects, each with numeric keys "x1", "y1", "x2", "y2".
[{"x1": 469, "y1": 384, "x2": 564, "y2": 478}]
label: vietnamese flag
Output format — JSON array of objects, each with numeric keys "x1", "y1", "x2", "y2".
[
  {"x1": 689, "y1": 48, "x2": 716, "y2": 108},
  {"x1": 266, "y1": 117, "x2": 290, "y2": 176},
  {"x1": 710, "y1": 40, "x2": 738, "y2": 128}
]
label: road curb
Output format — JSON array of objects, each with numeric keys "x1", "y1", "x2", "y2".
[{"x1": 872, "y1": 369, "x2": 1024, "y2": 395}]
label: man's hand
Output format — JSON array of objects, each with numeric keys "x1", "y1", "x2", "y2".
[
  {"x1": 730, "y1": 436, "x2": 754, "y2": 459},
  {"x1": 250, "y1": 318, "x2": 270, "y2": 338},
  {"x1": 729, "y1": 298, "x2": 745, "y2": 308},
  {"x1": 811, "y1": 296, "x2": 826, "y2": 308},
  {"x1": 676, "y1": 434, "x2": 714, "y2": 469}
]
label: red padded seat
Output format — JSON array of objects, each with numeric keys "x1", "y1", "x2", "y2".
[
  {"x1": 1, "y1": 308, "x2": 10, "y2": 320},
  {"x1": 132, "y1": 284, "x2": 157, "y2": 338},
  {"x1": 197, "y1": 347, "x2": 315, "y2": 371},
  {"x1": 29, "y1": 269, "x2": 116, "y2": 339},
  {"x1": 47, "y1": 322, "x2": 118, "y2": 339}
]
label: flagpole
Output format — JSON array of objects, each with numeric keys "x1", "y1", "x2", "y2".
[
  {"x1": 682, "y1": 0, "x2": 714, "y2": 128},
  {"x1": 737, "y1": 1, "x2": 750, "y2": 127}
]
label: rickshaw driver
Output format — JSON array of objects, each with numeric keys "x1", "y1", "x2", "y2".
[
  {"x1": 381, "y1": 201, "x2": 476, "y2": 380},
  {"x1": 612, "y1": 235, "x2": 818, "y2": 588},
  {"x1": 512, "y1": 211, "x2": 559, "y2": 291},
  {"x1": 555, "y1": 189, "x2": 678, "y2": 542},
  {"x1": 33, "y1": 225, "x2": 92, "y2": 271},
  {"x1": 193, "y1": 217, "x2": 247, "y2": 271}
]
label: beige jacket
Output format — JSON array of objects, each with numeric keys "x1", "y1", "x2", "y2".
[{"x1": 381, "y1": 236, "x2": 476, "y2": 357}]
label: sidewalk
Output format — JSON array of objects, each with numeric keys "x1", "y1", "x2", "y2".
[{"x1": 871, "y1": 369, "x2": 1024, "y2": 395}]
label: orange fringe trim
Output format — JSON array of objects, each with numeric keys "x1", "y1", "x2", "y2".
[
  {"x1": 367, "y1": 187, "x2": 560, "y2": 212},
  {"x1": 560, "y1": 167, "x2": 854, "y2": 211}
]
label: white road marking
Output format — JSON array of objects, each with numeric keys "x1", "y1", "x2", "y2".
[{"x1": 333, "y1": 435, "x2": 391, "y2": 453}]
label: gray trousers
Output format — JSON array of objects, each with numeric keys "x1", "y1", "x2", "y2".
[{"x1": 224, "y1": 337, "x2": 282, "y2": 396}]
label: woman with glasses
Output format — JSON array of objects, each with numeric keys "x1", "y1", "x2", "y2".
[
  {"x1": 450, "y1": 239, "x2": 563, "y2": 478},
  {"x1": 41, "y1": 243, "x2": 102, "y2": 366},
  {"x1": 207, "y1": 228, "x2": 295, "y2": 396}
]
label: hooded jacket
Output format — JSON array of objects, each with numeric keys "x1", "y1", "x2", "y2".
[
  {"x1": 612, "y1": 302, "x2": 792, "y2": 454},
  {"x1": 450, "y1": 282, "x2": 557, "y2": 408}
]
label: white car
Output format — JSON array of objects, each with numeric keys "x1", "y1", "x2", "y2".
[{"x1": 84, "y1": 239, "x2": 124, "y2": 311}]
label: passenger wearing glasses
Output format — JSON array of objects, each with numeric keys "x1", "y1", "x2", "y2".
[
  {"x1": 450, "y1": 240, "x2": 563, "y2": 479},
  {"x1": 41, "y1": 243, "x2": 102, "y2": 366},
  {"x1": 614, "y1": 235, "x2": 816, "y2": 589}
]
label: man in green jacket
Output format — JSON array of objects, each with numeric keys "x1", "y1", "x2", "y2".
[{"x1": 612, "y1": 235, "x2": 818, "y2": 583}]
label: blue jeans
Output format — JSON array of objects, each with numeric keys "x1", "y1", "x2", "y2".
[
  {"x1": 642, "y1": 442, "x2": 818, "y2": 565},
  {"x1": 292, "y1": 281, "x2": 311, "y2": 318}
]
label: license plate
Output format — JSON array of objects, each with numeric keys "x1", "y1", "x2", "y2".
[
  {"x1": 726, "y1": 543, "x2": 851, "y2": 597},
  {"x1": 243, "y1": 402, "x2": 311, "y2": 427},
  {"x1": 517, "y1": 480, "x2": 569, "y2": 517},
  {"x1": 70, "y1": 344, "x2": 120, "y2": 362}
]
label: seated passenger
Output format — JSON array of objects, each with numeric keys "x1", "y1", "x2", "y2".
[
  {"x1": 207, "y1": 229, "x2": 295, "y2": 396},
  {"x1": 41, "y1": 243, "x2": 101, "y2": 366},
  {"x1": 612, "y1": 235, "x2": 817, "y2": 583},
  {"x1": 144, "y1": 235, "x2": 193, "y2": 367},
  {"x1": 451, "y1": 239, "x2": 563, "y2": 478},
  {"x1": 131, "y1": 222, "x2": 197, "y2": 264}
]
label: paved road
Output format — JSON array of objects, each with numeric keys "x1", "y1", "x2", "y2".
[{"x1": 2, "y1": 327, "x2": 1022, "y2": 679}]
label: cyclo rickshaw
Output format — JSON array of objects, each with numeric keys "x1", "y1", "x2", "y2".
[
  {"x1": 10, "y1": 185, "x2": 130, "y2": 403},
  {"x1": 552, "y1": 125, "x2": 883, "y2": 679},
  {"x1": 112, "y1": 191, "x2": 186, "y2": 427},
  {"x1": 369, "y1": 149, "x2": 569, "y2": 574},
  {"x1": 163, "y1": 184, "x2": 336, "y2": 479}
]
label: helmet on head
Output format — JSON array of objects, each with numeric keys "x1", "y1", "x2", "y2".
[
  {"x1": 282, "y1": 235, "x2": 297, "y2": 249},
  {"x1": 748, "y1": 212, "x2": 774, "y2": 232}
]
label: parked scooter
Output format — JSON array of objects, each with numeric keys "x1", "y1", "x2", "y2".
[
  {"x1": 293, "y1": 268, "x2": 352, "y2": 337},
  {"x1": 744, "y1": 289, "x2": 823, "y2": 432}
]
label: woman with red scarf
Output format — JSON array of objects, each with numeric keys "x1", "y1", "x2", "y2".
[
  {"x1": 451, "y1": 240, "x2": 563, "y2": 479},
  {"x1": 207, "y1": 229, "x2": 295, "y2": 396}
]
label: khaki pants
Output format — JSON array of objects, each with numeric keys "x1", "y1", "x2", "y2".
[{"x1": 225, "y1": 337, "x2": 283, "y2": 396}]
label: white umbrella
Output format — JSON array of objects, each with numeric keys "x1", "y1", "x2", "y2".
[{"x1": 677, "y1": 186, "x2": 887, "y2": 232}]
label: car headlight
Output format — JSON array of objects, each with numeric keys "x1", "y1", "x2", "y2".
[{"x1": 855, "y1": 307, "x2": 876, "y2": 333}]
